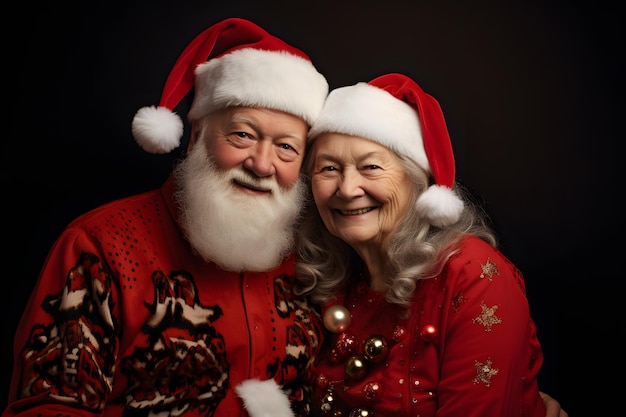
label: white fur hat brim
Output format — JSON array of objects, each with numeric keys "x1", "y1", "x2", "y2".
[
  {"x1": 308, "y1": 82, "x2": 430, "y2": 172},
  {"x1": 188, "y1": 48, "x2": 328, "y2": 126}
]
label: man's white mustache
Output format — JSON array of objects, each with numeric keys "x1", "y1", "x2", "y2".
[{"x1": 227, "y1": 170, "x2": 280, "y2": 194}]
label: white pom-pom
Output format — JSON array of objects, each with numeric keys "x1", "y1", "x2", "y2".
[
  {"x1": 416, "y1": 184, "x2": 464, "y2": 227},
  {"x1": 234, "y1": 379, "x2": 295, "y2": 417},
  {"x1": 131, "y1": 105, "x2": 184, "y2": 154}
]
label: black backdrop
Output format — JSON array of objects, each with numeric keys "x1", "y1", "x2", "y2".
[{"x1": 3, "y1": 1, "x2": 622, "y2": 415}]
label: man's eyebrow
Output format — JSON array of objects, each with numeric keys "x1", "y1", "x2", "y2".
[{"x1": 228, "y1": 113, "x2": 257, "y2": 127}]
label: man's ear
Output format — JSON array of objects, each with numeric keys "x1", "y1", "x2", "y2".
[{"x1": 187, "y1": 125, "x2": 201, "y2": 151}]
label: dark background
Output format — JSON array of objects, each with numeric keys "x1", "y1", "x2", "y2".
[{"x1": 3, "y1": 1, "x2": 622, "y2": 415}]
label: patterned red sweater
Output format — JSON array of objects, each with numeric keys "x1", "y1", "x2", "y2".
[{"x1": 4, "y1": 176, "x2": 323, "y2": 417}]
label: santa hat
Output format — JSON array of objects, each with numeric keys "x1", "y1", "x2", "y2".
[
  {"x1": 132, "y1": 18, "x2": 329, "y2": 154},
  {"x1": 308, "y1": 73, "x2": 464, "y2": 227}
]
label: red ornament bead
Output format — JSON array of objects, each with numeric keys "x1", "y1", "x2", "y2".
[
  {"x1": 420, "y1": 324, "x2": 439, "y2": 342},
  {"x1": 362, "y1": 381, "x2": 382, "y2": 400},
  {"x1": 392, "y1": 325, "x2": 407, "y2": 342},
  {"x1": 334, "y1": 332, "x2": 359, "y2": 360},
  {"x1": 316, "y1": 373, "x2": 329, "y2": 389}
]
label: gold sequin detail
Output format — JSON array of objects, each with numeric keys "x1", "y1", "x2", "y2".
[
  {"x1": 479, "y1": 258, "x2": 499, "y2": 281},
  {"x1": 451, "y1": 291, "x2": 467, "y2": 313},
  {"x1": 472, "y1": 302, "x2": 502, "y2": 332},
  {"x1": 473, "y1": 358, "x2": 499, "y2": 387}
]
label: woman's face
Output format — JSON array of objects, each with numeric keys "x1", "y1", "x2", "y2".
[{"x1": 310, "y1": 133, "x2": 414, "y2": 250}]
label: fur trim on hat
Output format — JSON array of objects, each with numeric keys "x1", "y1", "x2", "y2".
[
  {"x1": 415, "y1": 184, "x2": 464, "y2": 227},
  {"x1": 131, "y1": 105, "x2": 184, "y2": 154},
  {"x1": 188, "y1": 48, "x2": 328, "y2": 126},
  {"x1": 308, "y1": 82, "x2": 430, "y2": 171},
  {"x1": 234, "y1": 378, "x2": 295, "y2": 417}
]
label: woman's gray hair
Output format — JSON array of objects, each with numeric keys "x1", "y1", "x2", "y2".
[{"x1": 294, "y1": 149, "x2": 497, "y2": 306}]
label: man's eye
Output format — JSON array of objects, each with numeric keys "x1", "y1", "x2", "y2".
[
  {"x1": 235, "y1": 132, "x2": 250, "y2": 138},
  {"x1": 366, "y1": 165, "x2": 381, "y2": 170},
  {"x1": 279, "y1": 143, "x2": 295, "y2": 151}
]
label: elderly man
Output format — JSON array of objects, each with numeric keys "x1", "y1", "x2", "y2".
[{"x1": 3, "y1": 18, "x2": 328, "y2": 417}]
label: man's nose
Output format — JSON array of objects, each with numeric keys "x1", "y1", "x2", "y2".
[{"x1": 243, "y1": 142, "x2": 275, "y2": 177}]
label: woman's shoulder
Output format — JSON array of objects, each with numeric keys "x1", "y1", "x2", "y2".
[
  {"x1": 443, "y1": 235, "x2": 517, "y2": 280},
  {"x1": 440, "y1": 234, "x2": 525, "y2": 294},
  {"x1": 451, "y1": 234, "x2": 500, "y2": 260}
]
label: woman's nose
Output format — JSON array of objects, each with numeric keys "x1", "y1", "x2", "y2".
[{"x1": 335, "y1": 170, "x2": 365, "y2": 199}]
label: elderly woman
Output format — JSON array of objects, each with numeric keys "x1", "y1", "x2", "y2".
[{"x1": 295, "y1": 73, "x2": 552, "y2": 417}]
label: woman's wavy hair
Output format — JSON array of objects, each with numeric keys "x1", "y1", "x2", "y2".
[{"x1": 294, "y1": 146, "x2": 498, "y2": 307}]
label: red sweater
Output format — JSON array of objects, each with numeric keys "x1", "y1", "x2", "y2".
[
  {"x1": 313, "y1": 235, "x2": 546, "y2": 417},
  {"x1": 4, "y1": 176, "x2": 323, "y2": 417}
]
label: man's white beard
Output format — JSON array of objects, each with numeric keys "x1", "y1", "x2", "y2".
[{"x1": 172, "y1": 144, "x2": 307, "y2": 272}]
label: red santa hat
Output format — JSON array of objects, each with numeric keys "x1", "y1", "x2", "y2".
[
  {"x1": 132, "y1": 18, "x2": 329, "y2": 154},
  {"x1": 308, "y1": 73, "x2": 464, "y2": 227}
]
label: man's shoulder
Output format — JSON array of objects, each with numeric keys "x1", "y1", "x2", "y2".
[{"x1": 67, "y1": 188, "x2": 167, "y2": 229}]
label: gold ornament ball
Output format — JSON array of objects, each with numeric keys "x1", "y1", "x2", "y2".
[
  {"x1": 321, "y1": 390, "x2": 335, "y2": 405},
  {"x1": 344, "y1": 354, "x2": 368, "y2": 380},
  {"x1": 363, "y1": 335, "x2": 389, "y2": 364},
  {"x1": 349, "y1": 408, "x2": 373, "y2": 417},
  {"x1": 324, "y1": 305, "x2": 352, "y2": 333}
]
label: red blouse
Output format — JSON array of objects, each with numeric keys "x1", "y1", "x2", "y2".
[
  {"x1": 4, "y1": 176, "x2": 323, "y2": 417},
  {"x1": 313, "y1": 235, "x2": 546, "y2": 417}
]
